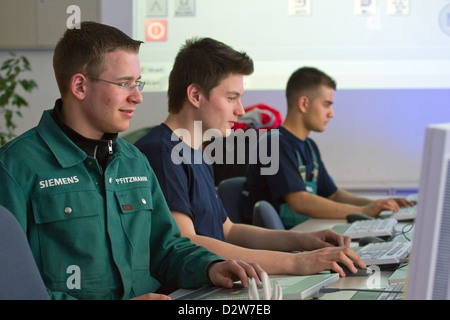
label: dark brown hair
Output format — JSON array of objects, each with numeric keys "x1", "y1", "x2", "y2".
[
  {"x1": 168, "y1": 37, "x2": 254, "y2": 113},
  {"x1": 286, "y1": 67, "x2": 337, "y2": 109},
  {"x1": 53, "y1": 21, "x2": 143, "y2": 96}
]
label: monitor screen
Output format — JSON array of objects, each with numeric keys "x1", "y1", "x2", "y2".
[
  {"x1": 406, "y1": 122, "x2": 450, "y2": 299},
  {"x1": 133, "y1": 0, "x2": 450, "y2": 92}
]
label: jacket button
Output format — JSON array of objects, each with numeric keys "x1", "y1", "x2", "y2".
[
  {"x1": 109, "y1": 177, "x2": 112, "y2": 184},
  {"x1": 141, "y1": 198, "x2": 146, "y2": 204},
  {"x1": 64, "y1": 207, "x2": 72, "y2": 214}
]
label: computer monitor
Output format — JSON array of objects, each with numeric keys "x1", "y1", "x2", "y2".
[{"x1": 406, "y1": 122, "x2": 450, "y2": 300}]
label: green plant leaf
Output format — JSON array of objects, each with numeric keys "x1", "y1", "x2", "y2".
[
  {"x1": 19, "y1": 79, "x2": 38, "y2": 92},
  {"x1": 0, "y1": 53, "x2": 37, "y2": 145},
  {"x1": 12, "y1": 94, "x2": 28, "y2": 107}
]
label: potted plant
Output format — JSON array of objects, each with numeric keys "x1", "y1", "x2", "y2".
[{"x1": 0, "y1": 52, "x2": 38, "y2": 146}]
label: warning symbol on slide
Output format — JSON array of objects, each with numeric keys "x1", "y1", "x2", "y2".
[{"x1": 145, "y1": 19, "x2": 167, "y2": 41}]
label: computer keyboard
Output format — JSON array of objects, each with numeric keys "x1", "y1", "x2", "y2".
[
  {"x1": 343, "y1": 218, "x2": 398, "y2": 239},
  {"x1": 377, "y1": 282, "x2": 405, "y2": 300},
  {"x1": 357, "y1": 241, "x2": 411, "y2": 265},
  {"x1": 381, "y1": 205, "x2": 417, "y2": 221}
]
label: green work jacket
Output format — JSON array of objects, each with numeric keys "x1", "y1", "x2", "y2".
[{"x1": 0, "y1": 109, "x2": 221, "y2": 300}]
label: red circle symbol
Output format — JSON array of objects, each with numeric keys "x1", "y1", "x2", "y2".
[{"x1": 145, "y1": 19, "x2": 167, "y2": 41}]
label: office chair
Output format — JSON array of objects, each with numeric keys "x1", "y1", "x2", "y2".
[
  {"x1": 217, "y1": 176, "x2": 246, "y2": 223},
  {"x1": 208, "y1": 135, "x2": 251, "y2": 186},
  {"x1": 252, "y1": 201, "x2": 285, "y2": 230},
  {"x1": 0, "y1": 206, "x2": 49, "y2": 300},
  {"x1": 121, "y1": 126, "x2": 153, "y2": 144}
]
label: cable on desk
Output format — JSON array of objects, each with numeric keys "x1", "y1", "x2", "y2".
[
  {"x1": 319, "y1": 288, "x2": 403, "y2": 295},
  {"x1": 390, "y1": 223, "x2": 414, "y2": 242}
]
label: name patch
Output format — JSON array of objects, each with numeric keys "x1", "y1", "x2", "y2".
[
  {"x1": 115, "y1": 176, "x2": 148, "y2": 184},
  {"x1": 39, "y1": 176, "x2": 79, "y2": 189}
]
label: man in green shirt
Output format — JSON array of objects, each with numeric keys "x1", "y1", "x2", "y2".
[{"x1": 0, "y1": 22, "x2": 261, "y2": 300}]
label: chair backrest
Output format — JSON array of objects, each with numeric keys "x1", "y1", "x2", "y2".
[
  {"x1": 0, "y1": 206, "x2": 49, "y2": 300},
  {"x1": 217, "y1": 176, "x2": 246, "y2": 223},
  {"x1": 252, "y1": 201, "x2": 285, "y2": 230},
  {"x1": 121, "y1": 126, "x2": 153, "y2": 144}
]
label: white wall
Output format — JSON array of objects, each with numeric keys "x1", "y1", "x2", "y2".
[{"x1": 1, "y1": 1, "x2": 449, "y2": 190}]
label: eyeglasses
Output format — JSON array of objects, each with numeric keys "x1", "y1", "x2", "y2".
[{"x1": 85, "y1": 75, "x2": 145, "y2": 92}]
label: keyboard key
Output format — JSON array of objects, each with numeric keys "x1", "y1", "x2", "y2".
[
  {"x1": 357, "y1": 241, "x2": 411, "y2": 265},
  {"x1": 343, "y1": 218, "x2": 397, "y2": 238}
]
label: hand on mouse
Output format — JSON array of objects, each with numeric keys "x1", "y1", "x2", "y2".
[
  {"x1": 207, "y1": 259, "x2": 265, "y2": 288},
  {"x1": 290, "y1": 246, "x2": 366, "y2": 277}
]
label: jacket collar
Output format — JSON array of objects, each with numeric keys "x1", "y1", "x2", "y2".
[
  {"x1": 36, "y1": 109, "x2": 87, "y2": 168},
  {"x1": 36, "y1": 100, "x2": 142, "y2": 168}
]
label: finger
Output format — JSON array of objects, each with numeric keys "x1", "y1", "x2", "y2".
[
  {"x1": 336, "y1": 252, "x2": 358, "y2": 274},
  {"x1": 208, "y1": 261, "x2": 238, "y2": 289},
  {"x1": 335, "y1": 253, "x2": 364, "y2": 276},
  {"x1": 130, "y1": 293, "x2": 172, "y2": 300},
  {"x1": 319, "y1": 229, "x2": 344, "y2": 247},
  {"x1": 320, "y1": 241, "x2": 335, "y2": 248},
  {"x1": 343, "y1": 248, "x2": 367, "y2": 269},
  {"x1": 379, "y1": 199, "x2": 399, "y2": 212},
  {"x1": 396, "y1": 198, "x2": 415, "y2": 207},
  {"x1": 331, "y1": 233, "x2": 351, "y2": 247},
  {"x1": 236, "y1": 260, "x2": 261, "y2": 287},
  {"x1": 342, "y1": 235, "x2": 352, "y2": 247},
  {"x1": 389, "y1": 199, "x2": 401, "y2": 212},
  {"x1": 248, "y1": 262, "x2": 265, "y2": 284},
  {"x1": 330, "y1": 261, "x2": 346, "y2": 277},
  {"x1": 222, "y1": 260, "x2": 250, "y2": 288}
]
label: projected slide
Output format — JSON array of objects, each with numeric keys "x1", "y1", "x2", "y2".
[{"x1": 133, "y1": 0, "x2": 450, "y2": 92}]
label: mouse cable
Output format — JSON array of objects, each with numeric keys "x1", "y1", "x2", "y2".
[
  {"x1": 389, "y1": 223, "x2": 414, "y2": 242},
  {"x1": 319, "y1": 287, "x2": 403, "y2": 295}
]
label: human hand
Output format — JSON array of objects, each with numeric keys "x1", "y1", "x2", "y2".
[
  {"x1": 293, "y1": 246, "x2": 366, "y2": 277},
  {"x1": 363, "y1": 197, "x2": 415, "y2": 217},
  {"x1": 298, "y1": 229, "x2": 352, "y2": 250},
  {"x1": 130, "y1": 293, "x2": 172, "y2": 300},
  {"x1": 207, "y1": 260, "x2": 265, "y2": 288}
]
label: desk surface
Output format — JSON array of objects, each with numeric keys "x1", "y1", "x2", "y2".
[
  {"x1": 293, "y1": 217, "x2": 408, "y2": 300},
  {"x1": 292, "y1": 218, "x2": 344, "y2": 233},
  {"x1": 171, "y1": 218, "x2": 407, "y2": 300}
]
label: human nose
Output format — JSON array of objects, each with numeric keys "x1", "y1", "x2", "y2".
[
  {"x1": 235, "y1": 100, "x2": 245, "y2": 117},
  {"x1": 129, "y1": 88, "x2": 143, "y2": 104},
  {"x1": 329, "y1": 106, "x2": 334, "y2": 118}
]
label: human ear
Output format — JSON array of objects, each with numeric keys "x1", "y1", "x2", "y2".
[
  {"x1": 186, "y1": 83, "x2": 202, "y2": 108},
  {"x1": 297, "y1": 95, "x2": 309, "y2": 113},
  {"x1": 70, "y1": 73, "x2": 87, "y2": 100}
]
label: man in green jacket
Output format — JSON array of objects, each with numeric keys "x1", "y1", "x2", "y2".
[{"x1": 0, "y1": 21, "x2": 261, "y2": 300}]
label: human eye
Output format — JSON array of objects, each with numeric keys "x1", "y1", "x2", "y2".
[
  {"x1": 117, "y1": 81, "x2": 130, "y2": 88},
  {"x1": 323, "y1": 100, "x2": 333, "y2": 108}
]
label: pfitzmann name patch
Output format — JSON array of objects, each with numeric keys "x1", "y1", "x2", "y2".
[{"x1": 115, "y1": 176, "x2": 148, "y2": 184}]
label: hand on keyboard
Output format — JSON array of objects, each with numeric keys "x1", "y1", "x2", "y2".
[
  {"x1": 381, "y1": 205, "x2": 417, "y2": 221},
  {"x1": 364, "y1": 197, "x2": 415, "y2": 218}
]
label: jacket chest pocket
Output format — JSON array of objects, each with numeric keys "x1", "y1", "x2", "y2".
[
  {"x1": 32, "y1": 190, "x2": 106, "y2": 283},
  {"x1": 115, "y1": 186, "x2": 153, "y2": 270}
]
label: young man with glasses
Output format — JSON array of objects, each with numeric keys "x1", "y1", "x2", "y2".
[{"x1": 0, "y1": 22, "x2": 262, "y2": 300}]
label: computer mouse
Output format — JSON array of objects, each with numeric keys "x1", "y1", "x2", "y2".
[
  {"x1": 358, "y1": 236, "x2": 385, "y2": 247},
  {"x1": 335, "y1": 262, "x2": 372, "y2": 277},
  {"x1": 346, "y1": 213, "x2": 374, "y2": 223}
]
